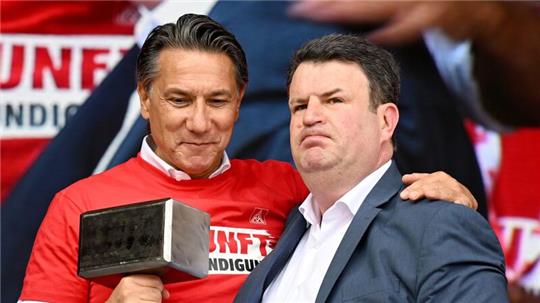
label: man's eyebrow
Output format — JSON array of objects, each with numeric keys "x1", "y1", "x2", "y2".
[
  {"x1": 162, "y1": 88, "x2": 190, "y2": 96},
  {"x1": 161, "y1": 88, "x2": 233, "y2": 98},
  {"x1": 289, "y1": 88, "x2": 342, "y2": 105},
  {"x1": 207, "y1": 89, "x2": 233, "y2": 98},
  {"x1": 321, "y1": 88, "x2": 342, "y2": 98}
]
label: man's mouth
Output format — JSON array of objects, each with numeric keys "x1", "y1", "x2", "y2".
[
  {"x1": 301, "y1": 129, "x2": 330, "y2": 142},
  {"x1": 301, "y1": 131, "x2": 330, "y2": 147},
  {"x1": 181, "y1": 140, "x2": 218, "y2": 149}
]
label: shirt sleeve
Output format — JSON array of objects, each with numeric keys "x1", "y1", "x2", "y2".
[
  {"x1": 423, "y1": 28, "x2": 508, "y2": 132},
  {"x1": 19, "y1": 191, "x2": 90, "y2": 302}
]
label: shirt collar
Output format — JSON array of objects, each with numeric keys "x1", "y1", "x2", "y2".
[
  {"x1": 299, "y1": 160, "x2": 392, "y2": 226},
  {"x1": 140, "y1": 135, "x2": 231, "y2": 181}
]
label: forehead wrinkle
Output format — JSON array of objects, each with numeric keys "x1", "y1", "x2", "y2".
[
  {"x1": 321, "y1": 88, "x2": 342, "y2": 98},
  {"x1": 156, "y1": 49, "x2": 239, "y2": 94}
]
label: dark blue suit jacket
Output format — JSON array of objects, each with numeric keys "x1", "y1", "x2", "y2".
[{"x1": 235, "y1": 163, "x2": 507, "y2": 302}]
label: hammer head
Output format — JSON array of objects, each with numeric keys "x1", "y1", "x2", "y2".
[{"x1": 78, "y1": 198, "x2": 210, "y2": 286}]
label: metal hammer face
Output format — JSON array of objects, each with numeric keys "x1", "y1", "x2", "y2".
[{"x1": 78, "y1": 198, "x2": 210, "y2": 285}]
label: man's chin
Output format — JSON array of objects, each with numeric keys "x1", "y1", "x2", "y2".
[
  {"x1": 298, "y1": 155, "x2": 334, "y2": 174},
  {"x1": 180, "y1": 160, "x2": 218, "y2": 178}
]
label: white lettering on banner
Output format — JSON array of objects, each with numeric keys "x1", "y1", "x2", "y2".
[
  {"x1": 497, "y1": 217, "x2": 540, "y2": 282},
  {"x1": 208, "y1": 226, "x2": 277, "y2": 275},
  {"x1": 0, "y1": 100, "x2": 80, "y2": 137},
  {"x1": 0, "y1": 34, "x2": 133, "y2": 138}
]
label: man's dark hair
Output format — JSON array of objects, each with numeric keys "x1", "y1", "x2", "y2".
[
  {"x1": 137, "y1": 13, "x2": 248, "y2": 92},
  {"x1": 287, "y1": 34, "x2": 400, "y2": 110}
]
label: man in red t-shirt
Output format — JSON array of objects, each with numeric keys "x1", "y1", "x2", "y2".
[{"x1": 20, "y1": 13, "x2": 479, "y2": 303}]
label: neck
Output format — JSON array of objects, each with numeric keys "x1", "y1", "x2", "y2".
[
  {"x1": 307, "y1": 177, "x2": 354, "y2": 214},
  {"x1": 304, "y1": 151, "x2": 392, "y2": 215}
]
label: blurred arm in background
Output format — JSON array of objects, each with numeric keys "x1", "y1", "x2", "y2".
[{"x1": 289, "y1": 1, "x2": 540, "y2": 127}]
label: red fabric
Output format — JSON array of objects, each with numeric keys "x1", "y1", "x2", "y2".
[
  {"x1": 0, "y1": 1, "x2": 138, "y2": 35},
  {"x1": 492, "y1": 129, "x2": 540, "y2": 217},
  {"x1": 0, "y1": 138, "x2": 50, "y2": 201},
  {"x1": 20, "y1": 156, "x2": 309, "y2": 302},
  {"x1": 490, "y1": 128, "x2": 540, "y2": 283}
]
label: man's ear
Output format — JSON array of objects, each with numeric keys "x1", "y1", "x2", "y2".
[
  {"x1": 138, "y1": 83, "x2": 151, "y2": 120},
  {"x1": 378, "y1": 103, "x2": 399, "y2": 142}
]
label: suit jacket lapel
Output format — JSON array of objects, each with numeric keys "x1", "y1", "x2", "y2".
[{"x1": 315, "y1": 163, "x2": 403, "y2": 303}]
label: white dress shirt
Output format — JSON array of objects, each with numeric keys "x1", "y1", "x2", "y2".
[
  {"x1": 263, "y1": 161, "x2": 392, "y2": 303},
  {"x1": 140, "y1": 135, "x2": 231, "y2": 180},
  {"x1": 423, "y1": 29, "x2": 506, "y2": 131}
]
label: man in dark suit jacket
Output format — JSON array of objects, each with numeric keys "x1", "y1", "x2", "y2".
[{"x1": 235, "y1": 34, "x2": 507, "y2": 302}]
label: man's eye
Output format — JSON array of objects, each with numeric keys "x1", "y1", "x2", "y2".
[
  {"x1": 208, "y1": 99, "x2": 228, "y2": 107},
  {"x1": 168, "y1": 98, "x2": 190, "y2": 106},
  {"x1": 328, "y1": 97, "x2": 343, "y2": 104},
  {"x1": 292, "y1": 104, "x2": 307, "y2": 112}
]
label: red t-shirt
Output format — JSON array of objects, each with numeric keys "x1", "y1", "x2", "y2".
[{"x1": 20, "y1": 156, "x2": 309, "y2": 302}]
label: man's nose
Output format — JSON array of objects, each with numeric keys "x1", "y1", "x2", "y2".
[
  {"x1": 186, "y1": 100, "x2": 211, "y2": 133},
  {"x1": 303, "y1": 97, "x2": 324, "y2": 126}
]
